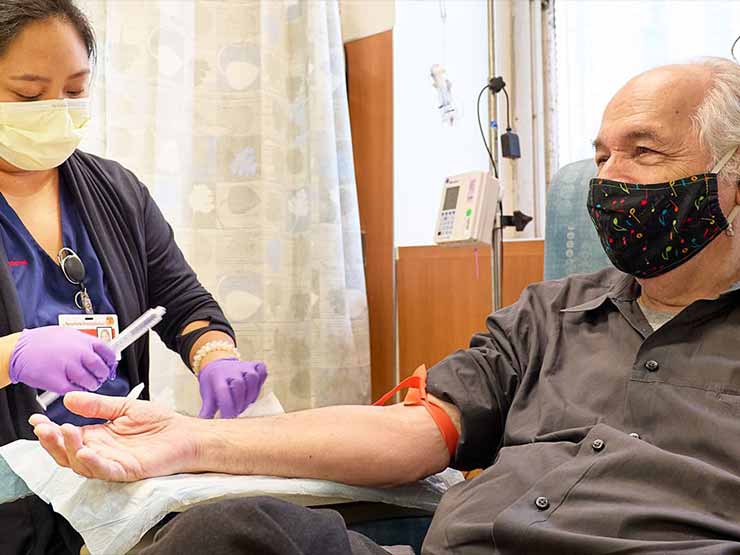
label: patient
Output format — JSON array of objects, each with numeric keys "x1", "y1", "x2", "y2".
[{"x1": 30, "y1": 58, "x2": 740, "y2": 554}]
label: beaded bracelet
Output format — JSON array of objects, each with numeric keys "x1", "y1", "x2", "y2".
[{"x1": 192, "y1": 340, "x2": 241, "y2": 374}]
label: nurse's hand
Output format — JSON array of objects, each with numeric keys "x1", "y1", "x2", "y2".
[
  {"x1": 9, "y1": 326, "x2": 117, "y2": 393},
  {"x1": 197, "y1": 358, "x2": 267, "y2": 419}
]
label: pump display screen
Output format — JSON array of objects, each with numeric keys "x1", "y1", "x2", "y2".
[{"x1": 443, "y1": 186, "x2": 460, "y2": 211}]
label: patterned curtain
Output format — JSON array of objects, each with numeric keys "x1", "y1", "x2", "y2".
[{"x1": 77, "y1": 0, "x2": 371, "y2": 412}]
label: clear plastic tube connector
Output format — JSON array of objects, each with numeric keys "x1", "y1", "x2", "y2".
[{"x1": 36, "y1": 307, "x2": 167, "y2": 410}]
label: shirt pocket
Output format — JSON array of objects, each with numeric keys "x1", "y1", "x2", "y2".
[
  {"x1": 624, "y1": 375, "x2": 740, "y2": 476},
  {"x1": 714, "y1": 386, "x2": 740, "y2": 415}
]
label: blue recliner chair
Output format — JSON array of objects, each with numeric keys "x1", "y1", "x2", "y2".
[{"x1": 544, "y1": 159, "x2": 612, "y2": 280}]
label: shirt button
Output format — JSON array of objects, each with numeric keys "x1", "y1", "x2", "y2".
[
  {"x1": 644, "y1": 360, "x2": 659, "y2": 372},
  {"x1": 629, "y1": 432, "x2": 640, "y2": 439},
  {"x1": 592, "y1": 439, "x2": 606, "y2": 452},
  {"x1": 534, "y1": 496, "x2": 550, "y2": 510}
]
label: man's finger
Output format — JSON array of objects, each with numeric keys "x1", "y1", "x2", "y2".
[
  {"x1": 60, "y1": 424, "x2": 95, "y2": 478},
  {"x1": 63, "y1": 391, "x2": 128, "y2": 420},
  {"x1": 75, "y1": 447, "x2": 128, "y2": 482},
  {"x1": 33, "y1": 423, "x2": 70, "y2": 468},
  {"x1": 28, "y1": 413, "x2": 51, "y2": 427}
]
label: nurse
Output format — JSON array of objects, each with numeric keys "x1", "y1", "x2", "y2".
[{"x1": 0, "y1": 1, "x2": 267, "y2": 553}]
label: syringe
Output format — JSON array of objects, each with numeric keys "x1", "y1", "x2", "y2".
[
  {"x1": 108, "y1": 306, "x2": 166, "y2": 360},
  {"x1": 37, "y1": 306, "x2": 167, "y2": 410}
]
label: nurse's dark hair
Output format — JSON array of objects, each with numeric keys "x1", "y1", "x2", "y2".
[{"x1": 0, "y1": 0, "x2": 96, "y2": 63}]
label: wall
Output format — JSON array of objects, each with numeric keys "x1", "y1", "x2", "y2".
[
  {"x1": 393, "y1": 0, "x2": 490, "y2": 247},
  {"x1": 339, "y1": 0, "x2": 395, "y2": 43},
  {"x1": 556, "y1": 0, "x2": 740, "y2": 166}
]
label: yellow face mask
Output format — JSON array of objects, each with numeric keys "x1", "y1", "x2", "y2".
[{"x1": 0, "y1": 98, "x2": 90, "y2": 171}]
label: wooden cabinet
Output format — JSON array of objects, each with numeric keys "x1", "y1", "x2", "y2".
[{"x1": 396, "y1": 241, "x2": 544, "y2": 380}]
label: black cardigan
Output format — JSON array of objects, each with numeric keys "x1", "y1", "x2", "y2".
[{"x1": 0, "y1": 151, "x2": 234, "y2": 554}]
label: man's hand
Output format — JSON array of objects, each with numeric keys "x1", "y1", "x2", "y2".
[{"x1": 29, "y1": 392, "x2": 201, "y2": 482}]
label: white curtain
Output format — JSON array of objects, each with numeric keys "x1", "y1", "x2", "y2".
[{"x1": 77, "y1": 0, "x2": 371, "y2": 412}]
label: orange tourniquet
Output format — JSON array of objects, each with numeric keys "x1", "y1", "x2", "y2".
[{"x1": 373, "y1": 365, "x2": 459, "y2": 458}]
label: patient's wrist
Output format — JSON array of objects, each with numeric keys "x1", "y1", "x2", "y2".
[
  {"x1": 189, "y1": 417, "x2": 266, "y2": 477},
  {"x1": 187, "y1": 418, "x2": 241, "y2": 474}
]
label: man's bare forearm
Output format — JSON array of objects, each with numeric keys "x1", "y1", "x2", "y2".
[{"x1": 188, "y1": 403, "x2": 453, "y2": 487}]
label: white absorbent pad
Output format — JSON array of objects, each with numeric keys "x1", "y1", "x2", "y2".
[{"x1": 0, "y1": 439, "x2": 462, "y2": 555}]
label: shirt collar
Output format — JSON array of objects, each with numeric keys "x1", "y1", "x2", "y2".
[
  {"x1": 560, "y1": 272, "x2": 638, "y2": 313},
  {"x1": 561, "y1": 273, "x2": 740, "y2": 314}
]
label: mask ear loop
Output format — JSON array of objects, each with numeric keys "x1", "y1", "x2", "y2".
[
  {"x1": 727, "y1": 205, "x2": 740, "y2": 237},
  {"x1": 712, "y1": 146, "x2": 739, "y2": 174},
  {"x1": 710, "y1": 147, "x2": 740, "y2": 236}
]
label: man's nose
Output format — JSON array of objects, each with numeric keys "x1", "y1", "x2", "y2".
[{"x1": 597, "y1": 154, "x2": 635, "y2": 182}]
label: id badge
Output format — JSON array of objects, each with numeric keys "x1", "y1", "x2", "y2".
[{"x1": 58, "y1": 314, "x2": 120, "y2": 342}]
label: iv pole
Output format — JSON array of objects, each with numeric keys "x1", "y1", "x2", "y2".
[{"x1": 487, "y1": 0, "x2": 503, "y2": 312}]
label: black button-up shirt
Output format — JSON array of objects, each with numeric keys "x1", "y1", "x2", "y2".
[{"x1": 423, "y1": 267, "x2": 740, "y2": 554}]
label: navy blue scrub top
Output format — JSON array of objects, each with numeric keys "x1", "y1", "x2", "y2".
[{"x1": 0, "y1": 177, "x2": 130, "y2": 425}]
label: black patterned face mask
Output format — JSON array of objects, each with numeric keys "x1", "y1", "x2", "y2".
[{"x1": 587, "y1": 147, "x2": 740, "y2": 279}]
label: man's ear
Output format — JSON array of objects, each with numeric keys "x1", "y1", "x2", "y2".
[{"x1": 735, "y1": 180, "x2": 740, "y2": 205}]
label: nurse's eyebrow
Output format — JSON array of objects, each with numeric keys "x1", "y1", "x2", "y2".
[
  {"x1": 9, "y1": 74, "x2": 51, "y2": 83},
  {"x1": 9, "y1": 69, "x2": 90, "y2": 82}
]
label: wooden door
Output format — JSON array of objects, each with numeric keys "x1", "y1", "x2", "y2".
[{"x1": 345, "y1": 31, "x2": 395, "y2": 401}]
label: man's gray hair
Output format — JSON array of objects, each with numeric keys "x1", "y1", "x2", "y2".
[{"x1": 692, "y1": 57, "x2": 740, "y2": 182}]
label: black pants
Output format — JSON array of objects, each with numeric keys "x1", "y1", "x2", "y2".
[
  {"x1": 0, "y1": 496, "x2": 83, "y2": 555},
  {"x1": 140, "y1": 497, "x2": 392, "y2": 555}
]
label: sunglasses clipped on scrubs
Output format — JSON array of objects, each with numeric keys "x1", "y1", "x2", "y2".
[{"x1": 57, "y1": 247, "x2": 94, "y2": 314}]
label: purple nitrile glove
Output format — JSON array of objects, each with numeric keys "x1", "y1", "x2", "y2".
[
  {"x1": 9, "y1": 326, "x2": 118, "y2": 394},
  {"x1": 197, "y1": 358, "x2": 268, "y2": 419}
]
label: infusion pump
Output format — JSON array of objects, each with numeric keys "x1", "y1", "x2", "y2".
[{"x1": 434, "y1": 171, "x2": 500, "y2": 246}]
